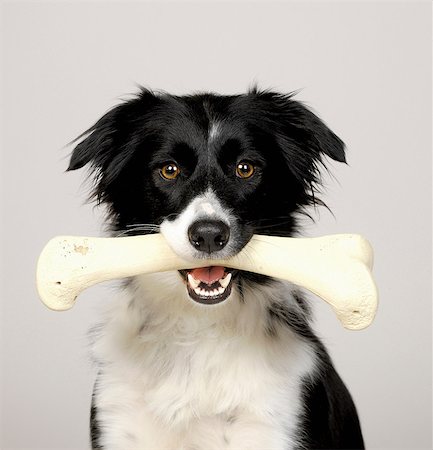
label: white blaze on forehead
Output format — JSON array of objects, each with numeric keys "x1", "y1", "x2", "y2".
[
  {"x1": 208, "y1": 121, "x2": 220, "y2": 142},
  {"x1": 160, "y1": 189, "x2": 233, "y2": 261}
]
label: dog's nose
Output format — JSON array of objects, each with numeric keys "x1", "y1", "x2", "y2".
[{"x1": 188, "y1": 220, "x2": 230, "y2": 253}]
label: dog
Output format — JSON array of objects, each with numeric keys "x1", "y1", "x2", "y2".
[{"x1": 68, "y1": 87, "x2": 365, "y2": 449}]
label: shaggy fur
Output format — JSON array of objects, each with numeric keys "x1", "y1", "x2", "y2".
[{"x1": 68, "y1": 87, "x2": 364, "y2": 449}]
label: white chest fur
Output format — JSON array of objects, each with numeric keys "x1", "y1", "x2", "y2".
[{"x1": 92, "y1": 272, "x2": 316, "y2": 450}]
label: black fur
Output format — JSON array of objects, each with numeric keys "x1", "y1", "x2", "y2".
[
  {"x1": 267, "y1": 300, "x2": 364, "y2": 448},
  {"x1": 68, "y1": 87, "x2": 345, "y2": 239},
  {"x1": 301, "y1": 365, "x2": 365, "y2": 449},
  {"x1": 90, "y1": 398, "x2": 101, "y2": 449},
  {"x1": 69, "y1": 86, "x2": 363, "y2": 449}
]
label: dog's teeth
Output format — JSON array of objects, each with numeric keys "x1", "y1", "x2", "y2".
[
  {"x1": 220, "y1": 273, "x2": 232, "y2": 288},
  {"x1": 191, "y1": 275, "x2": 232, "y2": 300},
  {"x1": 188, "y1": 274, "x2": 200, "y2": 289}
]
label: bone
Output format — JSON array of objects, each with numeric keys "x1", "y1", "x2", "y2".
[{"x1": 36, "y1": 234, "x2": 378, "y2": 330}]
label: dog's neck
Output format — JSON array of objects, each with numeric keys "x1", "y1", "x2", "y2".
[{"x1": 130, "y1": 272, "x2": 299, "y2": 336}]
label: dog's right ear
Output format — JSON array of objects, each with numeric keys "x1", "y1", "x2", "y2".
[
  {"x1": 67, "y1": 105, "x2": 122, "y2": 172},
  {"x1": 67, "y1": 88, "x2": 159, "y2": 174}
]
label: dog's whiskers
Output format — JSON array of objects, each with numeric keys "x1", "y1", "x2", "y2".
[{"x1": 115, "y1": 224, "x2": 160, "y2": 237}]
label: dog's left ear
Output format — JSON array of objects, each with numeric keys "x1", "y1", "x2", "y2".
[
  {"x1": 252, "y1": 90, "x2": 346, "y2": 164},
  {"x1": 279, "y1": 97, "x2": 346, "y2": 163}
]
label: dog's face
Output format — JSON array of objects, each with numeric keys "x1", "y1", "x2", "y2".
[{"x1": 68, "y1": 88, "x2": 345, "y2": 305}]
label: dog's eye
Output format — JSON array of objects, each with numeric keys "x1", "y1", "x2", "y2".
[
  {"x1": 236, "y1": 161, "x2": 255, "y2": 179},
  {"x1": 160, "y1": 163, "x2": 180, "y2": 180}
]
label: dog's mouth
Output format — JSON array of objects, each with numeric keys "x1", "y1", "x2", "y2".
[{"x1": 179, "y1": 267, "x2": 237, "y2": 305}]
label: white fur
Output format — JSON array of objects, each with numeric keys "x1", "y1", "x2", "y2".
[
  {"x1": 92, "y1": 273, "x2": 317, "y2": 449},
  {"x1": 208, "y1": 121, "x2": 220, "y2": 142},
  {"x1": 92, "y1": 192, "x2": 317, "y2": 449},
  {"x1": 160, "y1": 189, "x2": 237, "y2": 261}
]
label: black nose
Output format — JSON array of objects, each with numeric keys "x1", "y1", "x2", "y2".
[{"x1": 188, "y1": 220, "x2": 230, "y2": 253}]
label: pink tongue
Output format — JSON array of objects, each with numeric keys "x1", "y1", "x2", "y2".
[{"x1": 190, "y1": 266, "x2": 225, "y2": 285}]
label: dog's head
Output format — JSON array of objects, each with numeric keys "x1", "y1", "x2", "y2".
[{"x1": 68, "y1": 87, "x2": 345, "y2": 305}]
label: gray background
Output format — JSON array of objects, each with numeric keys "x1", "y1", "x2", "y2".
[{"x1": 1, "y1": 1, "x2": 431, "y2": 449}]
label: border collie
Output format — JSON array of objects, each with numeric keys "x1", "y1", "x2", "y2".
[{"x1": 68, "y1": 87, "x2": 364, "y2": 449}]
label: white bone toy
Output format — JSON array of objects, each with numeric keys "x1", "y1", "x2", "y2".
[{"x1": 36, "y1": 233, "x2": 378, "y2": 330}]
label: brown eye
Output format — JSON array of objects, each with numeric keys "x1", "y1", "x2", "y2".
[
  {"x1": 160, "y1": 163, "x2": 180, "y2": 180},
  {"x1": 236, "y1": 161, "x2": 255, "y2": 179}
]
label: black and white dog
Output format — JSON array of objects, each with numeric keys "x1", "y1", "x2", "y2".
[{"x1": 68, "y1": 87, "x2": 364, "y2": 449}]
